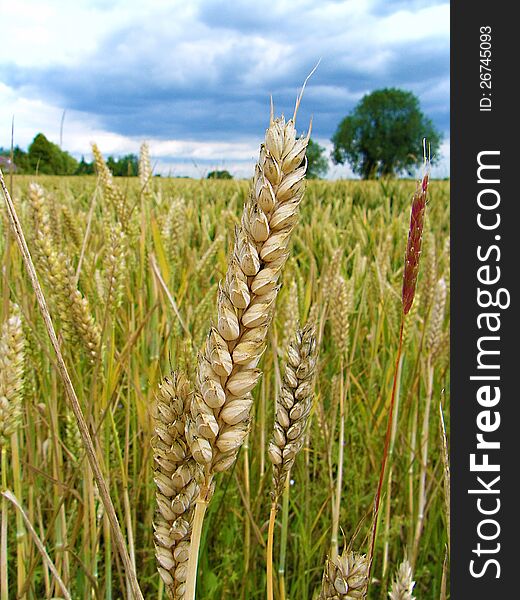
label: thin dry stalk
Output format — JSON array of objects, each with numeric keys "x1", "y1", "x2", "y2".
[
  {"x1": 368, "y1": 169, "x2": 430, "y2": 580},
  {"x1": 439, "y1": 403, "x2": 450, "y2": 558},
  {"x1": 0, "y1": 168, "x2": 144, "y2": 600},
  {"x1": 1, "y1": 490, "x2": 72, "y2": 600}
]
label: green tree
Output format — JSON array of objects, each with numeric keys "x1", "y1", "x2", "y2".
[
  {"x1": 1, "y1": 146, "x2": 30, "y2": 173},
  {"x1": 27, "y1": 133, "x2": 78, "y2": 175},
  {"x1": 75, "y1": 156, "x2": 95, "y2": 175},
  {"x1": 207, "y1": 170, "x2": 233, "y2": 180},
  {"x1": 107, "y1": 154, "x2": 139, "y2": 176},
  {"x1": 306, "y1": 138, "x2": 328, "y2": 179},
  {"x1": 331, "y1": 88, "x2": 441, "y2": 179}
]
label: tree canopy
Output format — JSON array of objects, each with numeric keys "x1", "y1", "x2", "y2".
[
  {"x1": 207, "y1": 170, "x2": 233, "y2": 180},
  {"x1": 331, "y1": 88, "x2": 441, "y2": 179},
  {"x1": 0, "y1": 136, "x2": 141, "y2": 176},
  {"x1": 306, "y1": 139, "x2": 328, "y2": 179},
  {"x1": 28, "y1": 133, "x2": 79, "y2": 175}
]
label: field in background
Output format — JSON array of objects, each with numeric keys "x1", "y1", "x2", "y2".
[{"x1": 1, "y1": 175, "x2": 450, "y2": 599}]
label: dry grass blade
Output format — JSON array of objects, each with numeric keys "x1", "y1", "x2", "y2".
[
  {"x1": 0, "y1": 168, "x2": 144, "y2": 600},
  {"x1": 1, "y1": 490, "x2": 72, "y2": 600}
]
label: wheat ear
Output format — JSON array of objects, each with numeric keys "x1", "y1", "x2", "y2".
[
  {"x1": 139, "y1": 142, "x2": 153, "y2": 199},
  {"x1": 0, "y1": 304, "x2": 25, "y2": 446},
  {"x1": 27, "y1": 182, "x2": 101, "y2": 362},
  {"x1": 388, "y1": 559, "x2": 415, "y2": 600},
  {"x1": 266, "y1": 323, "x2": 317, "y2": 600},
  {"x1": 92, "y1": 143, "x2": 132, "y2": 229},
  {"x1": 184, "y1": 107, "x2": 310, "y2": 600},
  {"x1": 269, "y1": 323, "x2": 317, "y2": 499},
  {"x1": 368, "y1": 168, "x2": 430, "y2": 581},
  {"x1": 402, "y1": 172, "x2": 429, "y2": 315},
  {"x1": 152, "y1": 372, "x2": 206, "y2": 599},
  {"x1": 318, "y1": 550, "x2": 369, "y2": 600}
]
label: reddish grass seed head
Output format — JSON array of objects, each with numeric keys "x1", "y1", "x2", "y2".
[{"x1": 402, "y1": 170, "x2": 429, "y2": 315}]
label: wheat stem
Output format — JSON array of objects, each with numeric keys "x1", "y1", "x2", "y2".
[
  {"x1": 411, "y1": 357, "x2": 434, "y2": 569},
  {"x1": 0, "y1": 447, "x2": 8, "y2": 600},
  {"x1": 277, "y1": 476, "x2": 290, "y2": 600},
  {"x1": 368, "y1": 318, "x2": 404, "y2": 578},
  {"x1": 266, "y1": 501, "x2": 277, "y2": 600},
  {"x1": 331, "y1": 358, "x2": 345, "y2": 561},
  {"x1": 185, "y1": 497, "x2": 208, "y2": 600}
]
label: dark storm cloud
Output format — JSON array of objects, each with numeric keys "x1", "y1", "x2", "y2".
[{"x1": 1, "y1": 0, "x2": 449, "y2": 143}]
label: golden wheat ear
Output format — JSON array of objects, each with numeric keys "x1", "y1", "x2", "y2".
[
  {"x1": 188, "y1": 112, "x2": 311, "y2": 480},
  {"x1": 152, "y1": 371, "x2": 207, "y2": 599},
  {"x1": 269, "y1": 323, "x2": 318, "y2": 502},
  {"x1": 182, "y1": 103, "x2": 311, "y2": 600},
  {"x1": 318, "y1": 549, "x2": 369, "y2": 600},
  {"x1": 0, "y1": 303, "x2": 25, "y2": 445}
]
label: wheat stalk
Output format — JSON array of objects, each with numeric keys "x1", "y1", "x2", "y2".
[
  {"x1": 183, "y1": 104, "x2": 310, "y2": 600},
  {"x1": 368, "y1": 166, "x2": 430, "y2": 581}
]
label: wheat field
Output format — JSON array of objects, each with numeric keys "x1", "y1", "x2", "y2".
[{"x1": 0, "y1": 156, "x2": 450, "y2": 599}]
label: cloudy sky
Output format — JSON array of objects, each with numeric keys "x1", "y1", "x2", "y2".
[{"x1": 0, "y1": 0, "x2": 449, "y2": 178}]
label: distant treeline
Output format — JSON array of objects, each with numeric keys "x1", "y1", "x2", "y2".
[{"x1": 0, "y1": 133, "x2": 139, "y2": 176}]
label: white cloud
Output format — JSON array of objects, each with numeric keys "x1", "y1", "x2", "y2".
[{"x1": 1, "y1": 0, "x2": 449, "y2": 178}]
